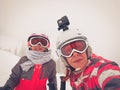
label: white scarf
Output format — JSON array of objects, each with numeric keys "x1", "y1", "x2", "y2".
[{"x1": 20, "y1": 50, "x2": 51, "y2": 72}]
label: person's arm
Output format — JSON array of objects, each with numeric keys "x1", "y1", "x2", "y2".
[
  {"x1": 98, "y1": 62, "x2": 120, "y2": 90},
  {"x1": 48, "y1": 60, "x2": 57, "y2": 90},
  {"x1": 2, "y1": 58, "x2": 23, "y2": 90},
  {"x1": 0, "y1": 85, "x2": 12, "y2": 90},
  {"x1": 104, "y1": 77, "x2": 120, "y2": 90}
]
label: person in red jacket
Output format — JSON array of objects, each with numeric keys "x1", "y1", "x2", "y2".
[
  {"x1": 0, "y1": 33, "x2": 57, "y2": 90},
  {"x1": 56, "y1": 16, "x2": 120, "y2": 90}
]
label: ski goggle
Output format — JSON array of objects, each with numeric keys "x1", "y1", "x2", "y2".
[
  {"x1": 57, "y1": 39, "x2": 88, "y2": 57},
  {"x1": 29, "y1": 37, "x2": 49, "y2": 47}
]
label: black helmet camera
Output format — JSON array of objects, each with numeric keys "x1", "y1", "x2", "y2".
[{"x1": 57, "y1": 16, "x2": 70, "y2": 31}]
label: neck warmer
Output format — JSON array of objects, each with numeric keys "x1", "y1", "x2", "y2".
[{"x1": 20, "y1": 50, "x2": 51, "y2": 72}]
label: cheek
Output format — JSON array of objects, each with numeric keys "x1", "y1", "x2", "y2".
[
  {"x1": 31, "y1": 45, "x2": 40, "y2": 49},
  {"x1": 31, "y1": 46, "x2": 43, "y2": 51},
  {"x1": 66, "y1": 57, "x2": 72, "y2": 64},
  {"x1": 31, "y1": 46, "x2": 35, "y2": 50},
  {"x1": 31, "y1": 46, "x2": 39, "y2": 50}
]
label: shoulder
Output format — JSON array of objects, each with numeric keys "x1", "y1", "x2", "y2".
[
  {"x1": 97, "y1": 60, "x2": 120, "y2": 89},
  {"x1": 18, "y1": 56, "x2": 29, "y2": 64},
  {"x1": 90, "y1": 58, "x2": 120, "y2": 77},
  {"x1": 91, "y1": 56, "x2": 119, "y2": 68},
  {"x1": 11, "y1": 56, "x2": 29, "y2": 72},
  {"x1": 48, "y1": 59, "x2": 56, "y2": 66},
  {"x1": 49, "y1": 59, "x2": 56, "y2": 63},
  {"x1": 43, "y1": 59, "x2": 56, "y2": 68},
  {"x1": 90, "y1": 58, "x2": 120, "y2": 88}
]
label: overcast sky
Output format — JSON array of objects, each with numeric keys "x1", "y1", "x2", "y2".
[{"x1": 0, "y1": 0, "x2": 120, "y2": 61}]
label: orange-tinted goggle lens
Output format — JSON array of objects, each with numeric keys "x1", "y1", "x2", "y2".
[
  {"x1": 30, "y1": 37, "x2": 48, "y2": 47},
  {"x1": 60, "y1": 40, "x2": 87, "y2": 57}
]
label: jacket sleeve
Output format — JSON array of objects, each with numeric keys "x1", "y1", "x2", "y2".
[
  {"x1": 98, "y1": 61, "x2": 120, "y2": 90},
  {"x1": 104, "y1": 77, "x2": 120, "y2": 90},
  {"x1": 48, "y1": 60, "x2": 58, "y2": 90},
  {"x1": 4, "y1": 57, "x2": 24, "y2": 89}
]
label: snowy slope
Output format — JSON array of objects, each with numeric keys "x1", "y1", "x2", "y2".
[
  {"x1": 0, "y1": 50, "x2": 20, "y2": 86},
  {"x1": 0, "y1": 50, "x2": 72, "y2": 90}
]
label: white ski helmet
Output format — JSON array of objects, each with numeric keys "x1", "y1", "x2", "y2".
[{"x1": 56, "y1": 28, "x2": 92, "y2": 68}]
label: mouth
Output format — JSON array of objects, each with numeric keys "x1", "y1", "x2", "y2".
[{"x1": 73, "y1": 59, "x2": 82, "y2": 63}]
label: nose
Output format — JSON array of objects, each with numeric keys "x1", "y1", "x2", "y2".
[
  {"x1": 38, "y1": 43, "x2": 42, "y2": 46},
  {"x1": 72, "y1": 51, "x2": 80, "y2": 57}
]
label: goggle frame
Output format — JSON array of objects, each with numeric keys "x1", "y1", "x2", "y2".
[
  {"x1": 57, "y1": 38, "x2": 89, "y2": 57},
  {"x1": 29, "y1": 36, "x2": 49, "y2": 48}
]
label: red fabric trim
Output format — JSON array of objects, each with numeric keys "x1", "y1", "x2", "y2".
[
  {"x1": 97, "y1": 64, "x2": 120, "y2": 77},
  {"x1": 15, "y1": 64, "x2": 48, "y2": 90}
]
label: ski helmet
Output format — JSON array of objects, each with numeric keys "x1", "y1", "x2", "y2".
[
  {"x1": 27, "y1": 33, "x2": 50, "y2": 49},
  {"x1": 56, "y1": 28, "x2": 92, "y2": 68}
]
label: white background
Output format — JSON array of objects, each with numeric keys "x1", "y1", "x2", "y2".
[{"x1": 0, "y1": 0, "x2": 120, "y2": 89}]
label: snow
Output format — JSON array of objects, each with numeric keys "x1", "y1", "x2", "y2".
[
  {"x1": 0, "y1": 50, "x2": 20, "y2": 86},
  {"x1": 0, "y1": 50, "x2": 72, "y2": 90}
]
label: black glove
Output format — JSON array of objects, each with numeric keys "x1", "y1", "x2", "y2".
[
  {"x1": 60, "y1": 81, "x2": 66, "y2": 90},
  {"x1": 0, "y1": 85, "x2": 12, "y2": 90},
  {"x1": 0, "y1": 87, "x2": 4, "y2": 90},
  {"x1": 48, "y1": 83, "x2": 56, "y2": 90}
]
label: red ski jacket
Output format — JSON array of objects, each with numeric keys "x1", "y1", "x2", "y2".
[
  {"x1": 15, "y1": 64, "x2": 47, "y2": 90},
  {"x1": 4, "y1": 56, "x2": 57, "y2": 90},
  {"x1": 70, "y1": 55, "x2": 120, "y2": 90}
]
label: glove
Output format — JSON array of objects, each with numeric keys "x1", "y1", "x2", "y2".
[
  {"x1": 0, "y1": 85, "x2": 12, "y2": 90},
  {"x1": 0, "y1": 87, "x2": 4, "y2": 90},
  {"x1": 48, "y1": 83, "x2": 56, "y2": 90}
]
